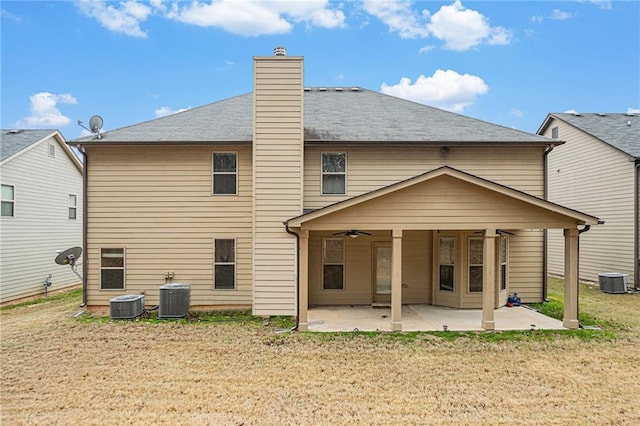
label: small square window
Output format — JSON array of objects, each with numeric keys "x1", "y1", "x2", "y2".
[
  {"x1": 212, "y1": 153, "x2": 237, "y2": 195},
  {"x1": 1, "y1": 184, "x2": 15, "y2": 217},
  {"x1": 214, "y1": 239, "x2": 236, "y2": 289},
  {"x1": 68, "y1": 194, "x2": 77, "y2": 220},
  {"x1": 322, "y1": 153, "x2": 346, "y2": 195}
]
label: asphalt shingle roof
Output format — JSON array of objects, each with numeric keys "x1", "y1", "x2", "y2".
[
  {"x1": 1, "y1": 129, "x2": 58, "y2": 161},
  {"x1": 72, "y1": 88, "x2": 554, "y2": 144},
  {"x1": 551, "y1": 113, "x2": 640, "y2": 158}
]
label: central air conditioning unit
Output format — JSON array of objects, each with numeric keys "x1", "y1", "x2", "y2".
[
  {"x1": 110, "y1": 294, "x2": 145, "y2": 319},
  {"x1": 598, "y1": 273, "x2": 629, "y2": 294},
  {"x1": 158, "y1": 283, "x2": 191, "y2": 319}
]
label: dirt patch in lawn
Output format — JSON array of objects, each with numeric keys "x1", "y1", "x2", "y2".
[{"x1": 2, "y1": 283, "x2": 639, "y2": 425}]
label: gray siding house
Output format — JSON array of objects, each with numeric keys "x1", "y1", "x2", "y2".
[
  {"x1": 0, "y1": 129, "x2": 84, "y2": 303},
  {"x1": 538, "y1": 113, "x2": 640, "y2": 288}
]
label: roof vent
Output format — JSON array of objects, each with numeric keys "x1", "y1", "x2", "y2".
[
  {"x1": 597, "y1": 113, "x2": 607, "y2": 116},
  {"x1": 6, "y1": 129, "x2": 23, "y2": 134},
  {"x1": 350, "y1": 87, "x2": 360, "y2": 92},
  {"x1": 319, "y1": 87, "x2": 327, "y2": 92},
  {"x1": 273, "y1": 46, "x2": 287, "y2": 56},
  {"x1": 335, "y1": 87, "x2": 343, "y2": 92},
  {"x1": 304, "y1": 87, "x2": 311, "y2": 91}
]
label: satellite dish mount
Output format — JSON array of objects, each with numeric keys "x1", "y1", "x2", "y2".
[
  {"x1": 77, "y1": 115, "x2": 104, "y2": 139},
  {"x1": 55, "y1": 246, "x2": 83, "y2": 281}
]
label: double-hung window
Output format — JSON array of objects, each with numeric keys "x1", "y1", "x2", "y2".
[
  {"x1": 214, "y1": 239, "x2": 235, "y2": 290},
  {"x1": 321, "y1": 152, "x2": 346, "y2": 195},
  {"x1": 68, "y1": 194, "x2": 77, "y2": 220},
  {"x1": 212, "y1": 153, "x2": 237, "y2": 195},
  {"x1": 100, "y1": 248, "x2": 125, "y2": 290},
  {"x1": 322, "y1": 238, "x2": 344, "y2": 290},
  {"x1": 438, "y1": 237, "x2": 455, "y2": 291},
  {"x1": 468, "y1": 237, "x2": 483, "y2": 292},
  {"x1": 1, "y1": 184, "x2": 15, "y2": 217}
]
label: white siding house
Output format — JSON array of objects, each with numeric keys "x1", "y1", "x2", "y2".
[
  {"x1": 1, "y1": 129, "x2": 83, "y2": 303},
  {"x1": 538, "y1": 113, "x2": 639, "y2": 288}
]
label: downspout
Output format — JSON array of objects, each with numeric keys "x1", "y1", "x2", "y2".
[
  {"x1": 284, "y1": 222, "x2": 300, "y2": 331},
  {"x1": 542, "y1": 144, "x2": 555, "y2": 302},
  {"x1": 79, "y1": 146, "x2": 88, "y2": 307}
]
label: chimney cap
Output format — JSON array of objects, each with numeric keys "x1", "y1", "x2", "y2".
[{"x1": 274, "y1": 46, "x2": 287, "y2": 56}]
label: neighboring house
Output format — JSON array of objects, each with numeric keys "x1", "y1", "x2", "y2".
[
  {"x1": 1, "y1": 129, "x2": 84, "y2": 303},
  {"x1": 70, "y1": 50, "x2": 599, "y2": 330},
  {"x1": 538, "y1": 112, "x2": 640, "y2": 289}
]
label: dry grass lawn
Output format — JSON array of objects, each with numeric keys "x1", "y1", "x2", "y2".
[{"x1": 2, "y1": 280, "x2": 639, "y2": 425}]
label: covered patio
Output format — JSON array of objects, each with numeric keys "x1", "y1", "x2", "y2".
[
  {"x1": 286, "y1": 167, "x2": 601, "y2": 332},
  {"x1": 307, "y1": 304, "x2": 564, "y2": 332}
]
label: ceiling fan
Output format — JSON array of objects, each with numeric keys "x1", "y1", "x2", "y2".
[{"x1": 333, "y1": 230, "x2": 372, "y2": 238}]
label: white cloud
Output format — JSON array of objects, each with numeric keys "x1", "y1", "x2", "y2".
[
  {"x1": 564, "y1": 109, "x2": 579, "y2": 114},
  {"x1": 549, "y1": 9, "x2": 574, "y2": 21},
  {"x1": 164, "y1": 0, "x2": 344, "y2": 36},
  {"x1": 509, "y1": 108, "x2": 524, "y2": 118},
  {"x1": 627, "y1": 107, "x2": 640, "y2": 114},
  {"x1": 427, "y1": 0, "x2": 512, "y2": 50},
  {"x1": 362, "y1": 0, "x2": 429, "y2": 39},
  {"x1": 17, "y1": 92, "x2": 77, "y2": 128},
  {"x1": 154, "y1": 106, "x2": 191, "y2": 117},
  {"x1": 586, "y1": 0, "x2": 612, "y2": 10},
  {"x1": 77, "y1": 0, "x2": 152, "y2": 38},
  {"x1": 2, "y1": 9, "x2": 22, "y2": 22},
  {"x1": 531, "y1": 15, "x2": 544, "y2": 23},
  {"x1": 419, "y1": 45, "x2": 436, "y2": 53},
  {"x1": 380, "y1": 69, "x2": 489, "y2": 113}
]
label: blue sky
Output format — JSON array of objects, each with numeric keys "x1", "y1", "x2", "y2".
[{"x1": 2, "y1": 0, "x2": 638, "y2": 139}]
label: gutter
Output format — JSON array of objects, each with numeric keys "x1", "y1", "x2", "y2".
[
  {"x1": 542, "y1": 144, "x2": 555, "y2": 302},
  {"x1": 284, "y1": 222, "x2": 300, "y2": 331}
]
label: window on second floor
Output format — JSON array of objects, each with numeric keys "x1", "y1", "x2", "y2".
[
  {"x1": 551, "y1": 126, "x2": 559, "y2": 139},
  {"x1": 322, "y1": 152, "x2": 346, "y2": 195},
  {"x1": 212, "y1": 153, "x2": 237, "y2": 195},
  {"x1": 1, "y1": 184, "x2": 15, "y2": 217},
  {"x1": 68, "y1": 194, "x2": 77, "y2": 220}
]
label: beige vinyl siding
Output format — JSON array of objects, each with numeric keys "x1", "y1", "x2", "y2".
[
  {"x1": 84, "y1": 145, "x2": 252, "y2": 307},
  {"x1": 304, "y1": 145, "x2": 545, "y2": 209},
  {"x1": 308, "y1": 230, "x2": 432, "y2": 305},
  {"x1": 543, "y1": 118, "x2": 636, "y2": 284},
  {"x1": 0, "y1": 136, "x2": 83, "y2": 303},
  {"x1": 252, "y1": 56, "x2": 304, "y2": 315}
]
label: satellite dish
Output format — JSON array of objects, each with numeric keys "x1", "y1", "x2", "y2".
[
  {"x1": 89, "y1": 115, "x2": 103, "y2": 133},
  {"x1": 55, "y1": 246, "x2": 82, "y2": 266}
]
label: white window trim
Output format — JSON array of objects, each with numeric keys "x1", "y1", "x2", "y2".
[
  {"x1": 322, "y1": 237, "x2": 345, "y2": 290},
  {"x1": 99, "y1": 247, "x2": 126, "y2": 291},
  {"x1": 212, "y1": 152, "x2": 238, "y2": 196},
  {"x1": 1, "y1": 184, "x2": 15, "y2": 218},
  {"x1": 213, "y1": 238, "x2": 236, "y2": 290},
  {"x1": 68, "y1": 194, "x2": 77, "y2": 220},
  {"x1": 500, "y1": 236, "x2": 508, "y2": 291},
  {"x1": 321, "y1": 152, "x2": 347, "y2": 196},
  {"x1": 468, "y1": 237, "x2": 483, "y2": 293},
  {"x1": 438, "y1": 236, "x2": 455, "y2": 292}
]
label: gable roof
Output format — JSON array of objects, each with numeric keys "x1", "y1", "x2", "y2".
[
  {"x1": 71, "y1": 88, "x2": 555, "y2": 145},
  {"x1": 286, "y1": 166, "x2": 601, "y2": 228},
  {"x1": 538, "y1": 113, "x2": 640, "y2": 158},
  {"x1": 1, "y1": 129, "x2": 83, "y2": 172}
]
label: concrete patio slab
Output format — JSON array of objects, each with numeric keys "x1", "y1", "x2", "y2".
[{"x1": 307, "y1": 304, "x2": 564, "y2": 332}]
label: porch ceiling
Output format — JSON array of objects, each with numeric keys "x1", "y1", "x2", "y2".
[{"x1": 287, "y1": 166, "x2": 601, "y2": 231}]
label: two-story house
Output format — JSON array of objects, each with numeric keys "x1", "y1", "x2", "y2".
[
  {"x1": 71, "y1": 49, "x2": 599, "y2": 330},
  {"x1": 1, "y1": 129, "x2": 83, "y2": 303},
  {"x1": 538, "y1": 112, "x2": 639, "y2": 289}
]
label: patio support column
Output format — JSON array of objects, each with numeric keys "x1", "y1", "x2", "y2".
[
  {"x1": 298, "y1": 230, "x2": 309, "y2": 331},
  {"x1": 391, "y1": 229, "x2": 403, "y2": 331},
  {"x1": 563, "y1": 228, "x2": 580, "y2": 329},
  {"x1": 482, "y1": 229, "x2": 498, "y2": 330}
]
